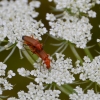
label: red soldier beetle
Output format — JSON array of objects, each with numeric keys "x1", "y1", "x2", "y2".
[
  {"x1": 22, "y1": 36, "x2": 43, "y2": 51},
  {"x1": 22, "y1": 35, "x2": 50, "y2": 69},
  {"x1": 34, "y1": 49, "x2": 51, "y2": 69}
]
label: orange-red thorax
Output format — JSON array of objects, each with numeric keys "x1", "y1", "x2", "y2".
[{"x1": 22, "y1": 36, "x2": 42, "y2": 51}]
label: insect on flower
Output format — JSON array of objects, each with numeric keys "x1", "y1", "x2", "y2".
[
  {"x1": 22, "y1": 36, "x2": 43, "y2": 51},
  {"x1": 34, "y1": 49, "x2": 51, "y2": 69},
  {"x1": 22, "y1": 36, "x2": 50, "y2": 69}
]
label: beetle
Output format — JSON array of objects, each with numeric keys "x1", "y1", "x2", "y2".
[
  {"x1": 34, "y1": 49, "x2": 50, "y2": 69},
  {"x1": 22, "y1": 35, "x2": 50, "y2": 69},
  {"x1": 22, "y1": 36, "x2": 43, "y2": 51}
]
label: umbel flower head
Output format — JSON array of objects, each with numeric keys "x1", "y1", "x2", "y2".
[
  {"x1": 71, "y1": 56, "x2": 100, "y2": 85},
  {"x1": 48, "y1": 0, "x2": 99, "y2": 17},
  {"x1": 8, "y1": 82, "x2": 61, "y2": 100},
  {"x1": 0, "y1": 62, "x2": 15, "y2": 95},
  {"x1": 69, "y1": 86, "x2": 100, "y2": 100},
  {"x1": 0, "y1": 0, "x2": 47, "y2": 49},
  {"x1": 46, "y1": 12, "x2": 92, "y2": 48},
  {"x1": 18, "y1": 53, "x2": 75, "y2": 86},
  {"x1": 46, "y1": 0, "x2": 100, "y2": 49}
]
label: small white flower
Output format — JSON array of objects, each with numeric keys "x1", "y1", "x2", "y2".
[
  {"x1": 97, "y1": 39, "x2": 100, "y2": 42},
  {"x1": 29, "y1": 1, "x2": 41, "y2": 8},
  {"x1": 16, "y1": 41, "x2": 23, "y2": 49},
  {"x1": 0, "y1": 62, "x2": 7, "y2": 70},
  {"x1": 83, "y1": 56, "x2": 91, "y2": 63},
  {"x1": 46, "y1": 13, "x2": 56, "y2": 21},
  {"x1": 17, "y1": 67, "x2": 30, "y2": 76},
  {"x1": 4, "y1": 81, "x2": 13, "y2": 90},
  {"x1": 0, "y1": 77, "x2": 5, "y2": 84},
  {"x1": 0, "y1": 70, "x2": 5, "y2": 76},
  {"x1": 27, "y1": 82, "x2": 36, "y2": 91},
  {"x1": 17, "y1": 91, "x2": 26, "y2": 99},
  {"x1": 88, "y1": 10, "x2": 96, "y2": 18},
  {"x1": 7, "y1": 70, "x2": 15, "y2": 78}
]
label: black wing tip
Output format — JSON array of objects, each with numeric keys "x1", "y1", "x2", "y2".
[{"x1": 22, "y1": 36, "x2": 25, "y2": 40}]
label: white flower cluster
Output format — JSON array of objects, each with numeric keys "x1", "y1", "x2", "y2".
[
  {"x1": 69, "y1": 86, "x2": 100, "y2": 100},
  {"x1": 0, "y1": 62, "x2": 15, "y2": 95},
  {"x1": 17, "y1": 53, "x2": 75, "y2": 85},
  {"x1": 72, "y1": 56, "x2": 100, "y2": 84},
  {"x1": 48, "y1": 0, "x2": 99, "y2": 17},
  {"x1": 46, "y1": 12, "x2": 92, "y2": 48},
  {"x1": 17, "y1": 67, "x2": 30, "y2": 77},
  {"x1": 0, "y1": 0, "x2": 47, "y2": 49},
  {"x1": 8, "y1": 82, "x2": 61, "y2": 100},
  {"x1": 97, "y1": 39, "x2": 100, "y2": 42}
]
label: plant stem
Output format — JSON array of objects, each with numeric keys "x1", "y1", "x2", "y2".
[
  {"x1": 0, "y1": 43, "x2": 13, "y2": 52},
  {"x1": 83, "y1": 82, "x2": 94, "y2": 91},
  {"x1": 84, "y1": 48, "x2": 93, "y2": 60},
  {"x1": 95, "y1": 83, "x2": 97, "y2": 93},
  {"x1": 22, "y1": 48, "x2": 35, "y2": 65},
  {"x1": 56, "y1": 84, "x2": 75, "y2": 95},
  {"x1": 3, "y1": 46, "x2": 16, "y2": 63},
  {"x1": 69, "y1": 43, "x2": 83, "y2": 64}
]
